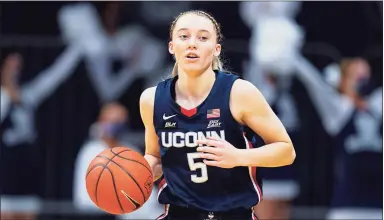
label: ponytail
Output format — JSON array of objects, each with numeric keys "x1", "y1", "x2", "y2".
[
  {"x1": 212, "y1": 56, "x2": 223, "y2": 71},
  {"x1": 171, "y1": 62, "x2": 178, "y2": 77},
  {"x1": 171, "y1": 56, "x2": 223, "y2": 77}
]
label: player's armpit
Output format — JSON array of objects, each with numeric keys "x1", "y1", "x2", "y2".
[{"x1": 230, "y1": 80, "x2": 296, "y2": 167}]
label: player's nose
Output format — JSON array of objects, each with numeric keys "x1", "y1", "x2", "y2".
[{"x1": 187, "y1": 37, "x2": 198, "y2": 49}]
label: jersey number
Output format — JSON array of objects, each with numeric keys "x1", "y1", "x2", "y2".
[{"x1": 187, "y1": 152, "x2": 208, "y2": 183}]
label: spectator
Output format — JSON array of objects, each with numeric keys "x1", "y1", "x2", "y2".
[
  {"x1": 0, "y1": 45, "x2": 82, "y2": 220},
  {"x1": 295, "y1": 56, "x2": 382, "y2": 219}
]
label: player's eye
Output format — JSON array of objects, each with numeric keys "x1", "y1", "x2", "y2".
[
  {"x1": 179, "y1": 35, "x2": 188, "y2": 40},
  {"x1": 199, "y1": 36, "x2": 208, "y2": 41}
]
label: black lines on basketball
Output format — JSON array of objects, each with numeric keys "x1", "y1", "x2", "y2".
[
  {"x1": 86, "y1": 146, "x2": 154, "y2": 214},
  {"x1": 91, "y1": 153, "x2": 120, "y2": 206},
  {"x1": 110, "y1": 147, "x2": 131, "y2": 155},
  {"x1": 104, "y1": 167, "x2": 125, "y2": 213},
  {"x1": 110, "y1": 150, "x2": 152, "y2": 174},
  {"x1": 96, "y1": 155, "x2": 146, "y2": 201},
  {"x1": 92, "y1": 164, "x2": 106, "y2": 206},
  {"x1": 86, "y1": 163, "x2": 107, "y2": 178}
]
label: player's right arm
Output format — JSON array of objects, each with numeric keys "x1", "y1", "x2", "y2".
[{"x1": 140, "y1": 86, "x2": 163, "y2": 182}]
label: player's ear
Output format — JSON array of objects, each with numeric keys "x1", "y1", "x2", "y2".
[
  {"x1": 168, "y1": 41, "x2": 175, "y2": 55},
  {"x1": 214, "y1": 44, "x2": 221, "y2": 57}
]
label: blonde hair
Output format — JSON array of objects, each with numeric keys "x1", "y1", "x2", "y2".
[{"x1": 169, "y1": 10, "x2": 224, "y2": 77}]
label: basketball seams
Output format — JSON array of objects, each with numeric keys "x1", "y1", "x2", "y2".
[
  {"x1": 96, "y1": 155, "x2": 146, "y2": 202},
  {"x1": 110, "y1": 148, "x2": 151, "y2": 175},
  {"x1": 110, "y1": 147, "x2": 153, "y2": 200},
  {"x1": 112, "y1": 154, "x2": 152, "y2": 174},
  {"x1": 91, "y1": 164, "x2": 106, "y2": 207},
  {"x1": 86, "y1": 163, "x2": 107, "y2": 178},
  {"x1": 87, "y1": 151, "x2": 123, "y2": 206},
  {"x1": 86, "y1": 147, "x2": 153, "y2": 214},
  {"x1": 103, "y1": 167, "x2": 125, "y2": 213},
  {"x1": 87, "y1": 149, "x2": 126, "y2": 178},
  {"x1": 111, "y1": 147, "x2": 131, "y2": 154}
]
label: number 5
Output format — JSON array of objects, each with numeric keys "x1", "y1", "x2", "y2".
[{"x1": 187, "y1": 152, "x2": 208, "y2": 183}]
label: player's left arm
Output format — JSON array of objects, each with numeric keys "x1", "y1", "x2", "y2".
[
  {"x1": 234, "y1": 79, "x2": 295, "y2": 167},
  {"x1": 197, "y1": 79, "x2": 295, "y2": 168}
]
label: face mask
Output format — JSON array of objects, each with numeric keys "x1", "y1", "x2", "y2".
[
  {"x1": 101, "y1": 122, "x2": 127, "y2": 139},
  {"x1": 355, "y1": 77, "x2": 371, "y2": 96}
]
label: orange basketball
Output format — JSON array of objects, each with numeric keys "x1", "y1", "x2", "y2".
[{"x1": 86, "y1": 146, "x2": 153, "y2": 215}]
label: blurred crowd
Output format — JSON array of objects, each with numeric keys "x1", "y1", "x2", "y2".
[{"x1": 0, "y1": 1, "x2": 382, "y2": 220}]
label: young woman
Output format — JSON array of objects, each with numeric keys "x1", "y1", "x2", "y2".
[{"x1": 140, "y1": 10, "x2": 296, "y2": 220}]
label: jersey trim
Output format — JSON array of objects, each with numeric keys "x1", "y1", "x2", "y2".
[
  {"x1": 157, "y1": 177, "x2": 167, "y2": 202},
  {"x1": 180, "y1": 106, "x2": 197, "y2": 117},
  {"x1": 252, "y1": 210, "x2": 259, "y2": 220},
  {"x1": 156, "y1": 204, "x2": 169, "y2": 220},
  {"x1": 243, "y1": 135, "x2": 263, "y2": 203}
]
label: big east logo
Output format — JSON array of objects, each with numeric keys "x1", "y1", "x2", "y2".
[{"x1": 161, "y1": 130, "x2": 225, "y2": 148}]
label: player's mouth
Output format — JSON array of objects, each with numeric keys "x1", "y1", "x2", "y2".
[{"x1": 185, "y1": 52, "x2": 200, "y2": 61}]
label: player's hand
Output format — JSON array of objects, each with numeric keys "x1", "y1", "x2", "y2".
[{"x1": 196, "y1": 136, "x2": 243, "y2": 169}]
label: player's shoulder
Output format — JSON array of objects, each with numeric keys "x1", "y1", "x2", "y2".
[
  {"x1": 230, "y1": 78, "x2": 267, "y2": 113},
  {"x1": 140, "y1": 86, "x2": 157, "y2": 107},
  {"x1": 231, "y1": 78, "x2": 261, "y2": 98},
  {"x1": 140, "y1": 76, "x2": 174, "y2": 108}
]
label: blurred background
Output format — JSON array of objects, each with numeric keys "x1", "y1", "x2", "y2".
[{"x1": 0, "y1": 1, "x2": 382, "y2": 220}]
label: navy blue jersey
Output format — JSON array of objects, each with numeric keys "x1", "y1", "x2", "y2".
[
  {"x1": 331, "y1": 106, "x2": 382, "y2": 208},
  {"x1": 153, "y1": 71, "x2": 263, "y2": 211}
]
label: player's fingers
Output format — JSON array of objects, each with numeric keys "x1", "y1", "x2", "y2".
[
  {"x1": 196, "y1": 139, "x2": 222, "y2": 147},
  {"x1": 203, "y1": 159, "x2": 221, "y2": 167},
  {"x1": 196, "y1": 146, "x2": 221, "y2": 155},
  {"x1": 206, "y1": 135, "x2": 223, "y2": 142},
  {"x1": 199, "y1": 153, "x2": 220, "y2": 161}
]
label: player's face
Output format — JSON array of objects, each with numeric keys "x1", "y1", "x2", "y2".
[{"x1": 169, "y1": 14, "x2": 221, "y2": 75}]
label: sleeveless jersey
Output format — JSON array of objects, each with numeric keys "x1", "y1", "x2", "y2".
[{"x1": 153, "y1": 71, "x2": 263, "y2": 211}]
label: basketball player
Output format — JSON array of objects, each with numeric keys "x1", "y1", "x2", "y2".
[
  {"x1": 294, "y1": 56, "x2": 382, "y2": 219},
  {"x1": 139, "y1": 10, "x2": 296, "y2": 220}
]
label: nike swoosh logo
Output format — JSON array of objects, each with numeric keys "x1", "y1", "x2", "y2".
[
  {"x1": 163, "y1": 113, "x2": 177, "y2": 120},
  {"x1": 121, "y1": 190, "x2": 141, "y2": 210}
]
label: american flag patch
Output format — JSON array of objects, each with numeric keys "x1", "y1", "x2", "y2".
[{"x1": 207, "y1": 109, "x2": 220, "y2": 118}]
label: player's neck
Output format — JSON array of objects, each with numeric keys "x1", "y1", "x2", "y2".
[{"x1": 176, "y1": 68, "x2": 216, "y2": 101}]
